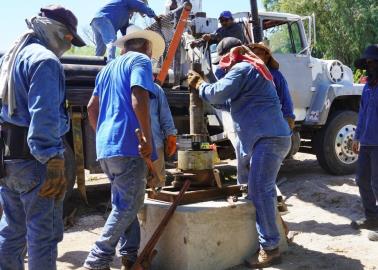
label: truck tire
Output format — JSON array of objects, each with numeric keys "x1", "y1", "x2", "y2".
[
  {"x1": 314, "y1": 110, "x2": 358, "y2": 175},
  {"x1": 63, "y1": 143, "x2": 76, "y2": 203}
]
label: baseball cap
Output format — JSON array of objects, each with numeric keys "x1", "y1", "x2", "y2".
[
  {"x1": 219, "y1": 11, "x2": 233, "y2": 20},
  {"x1": 39, "y1": 4, "x2": 86, "y2": 47},
  {"x1": 355, "y1": 44, "x2": 378, "y2": 69},
  {"x1": 213, "y1": 37, "x2": 242, "y2": 64}
]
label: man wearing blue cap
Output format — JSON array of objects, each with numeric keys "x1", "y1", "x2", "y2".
[{"x1": 202, "y1": 11, "x2": 245, "y2": 44}]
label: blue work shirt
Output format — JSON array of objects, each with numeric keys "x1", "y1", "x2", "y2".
[
  {"x1": 200, "y1": 62, "x2": 291, "y2": 157},
  {"x1": 94, "y1": 51, "x2": 157, "y2": 160},
  {"x1": 150, "y1": 84, "x2": 177, "y2": 149},
  {"x1": 355, "y1": 84, "x2": 378, "y2": 146},
  {"x1": 94, "y1": 0, "x2": 156, "y2": 32},
  {"x1": 270, "y1": 68, "x2": 295, "y2": 120},
  {"x1": 215, "y1": 66, "x2": 295, "y2": 120},
  {"x1": 0, "y1": 38, "x2": 69, "y2": 164},
  {"x1": 211, "y1": 23, "x2": 245, "y2": 43}
]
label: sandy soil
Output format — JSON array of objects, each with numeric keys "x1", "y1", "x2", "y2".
[{"x1": 26, "y1": 153, "x2": 377, "y2": 270}]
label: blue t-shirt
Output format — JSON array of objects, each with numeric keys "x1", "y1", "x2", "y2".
[{"x1": 94, "y1": 51, "x2": 157, "y2": 160}]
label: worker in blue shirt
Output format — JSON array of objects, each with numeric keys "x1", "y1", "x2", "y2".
[
  {"x1": 150, "y1": 83, "x2": 177, "y2": 187},
  {"x1": 202, "y1": 11, "x2": 245, "y2": 44},
  {"x1": 249, "y1": 42, "x2": 295, "y2": 128},
  {"x1": 0, "y1": 5, "x2": 85, "y2": 270},
  {"x1": 188, "y1": 51, "x2": 291, "y2": 267},
  {"x1": 351, "y1": 44, "x2": 378, "y2": 235},
  {"x1": 91, "y1": 0, "x2": 159, "y2": 62},
  {"x1": 83, "y1": 25, "x2": 165, "y2": 270}
]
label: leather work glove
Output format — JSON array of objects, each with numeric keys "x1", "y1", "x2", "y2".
[
  {"x1": 188, "y1": 70, "x2": 205, "y2": 90},
  {"x1": 165, "y1": 135, "x2": 177, "y2": 157},
  {"x1": 352, "y1": 140, "x2": 360, "y2": 154},
  {"x1": 286, "y1": 117, "x2": 295, "y2": 130},
  {"x1": 39, "y1": 158, "x2": 66, "y2": 200}
]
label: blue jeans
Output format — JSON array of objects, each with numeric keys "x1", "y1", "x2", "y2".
[
  {"x1": 0, "y1": 159, "x2": 64, "y2": 270},
  {"x1": 247, "y1": 136, "x2": 291, "y2": 250},
  {"x1": 91, "y1": 17, "x2": 117, "y2": 61},
  {"x1": 84, "y1": 157, "x2": 147, "y2": 269},
  {"x1": 356, "y1": 146, "x2": 378, "y2": 219}
]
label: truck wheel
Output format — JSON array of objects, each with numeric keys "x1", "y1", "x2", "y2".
[
  {"x1": 314, "y1": 110, "x2": 358, "y2": 175},
  {"x1": 63, "y1": 143, "x2": 76, "y2": 203}
]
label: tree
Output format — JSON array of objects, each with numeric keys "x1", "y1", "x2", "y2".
[{"x1": 262, "y1": 0, "x2": 378, "y2": 68}]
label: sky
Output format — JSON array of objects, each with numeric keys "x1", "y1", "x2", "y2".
[{"x1": 0, "y1": 0, "x2": 263, "y2": 52}]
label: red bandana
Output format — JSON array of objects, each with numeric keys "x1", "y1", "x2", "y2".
[{"x1": 219, "y1": 46, "x2": 273, "y2": 81}]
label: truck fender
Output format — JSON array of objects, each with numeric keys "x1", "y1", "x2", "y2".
[{"x1": 303, "y1": 84, "x2": 363, "y2": 125}]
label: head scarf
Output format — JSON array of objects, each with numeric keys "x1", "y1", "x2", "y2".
[
  {"x1": 0, "y1": 17, "x2": 70, "y2": 116},
  {"x1": 219, "y1": 45, "x2": 273, "y2": 81}
]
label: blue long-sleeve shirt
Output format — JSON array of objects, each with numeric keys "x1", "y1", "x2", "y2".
[
  {"x1": 355, "y1": 84, "x2": 378, "y2": 146},
  {"x1": 150, "y1": 84, "x2": 177, "y2": 149},
  {"x1": 200, "y1": 62, "x2": 291, "y2": 157},
  {"x1": 215, "y1": 66, "x2": 295, "y2": 120},
  {"x1": 0, "y1": 38, "x2": 69, "y2": 164},
  {"x1": 95, "y1": 0, "x2": 156, "y2": 32},
  {"x1": 270, "y1": 68, "x2": 295, "y2": 120}
]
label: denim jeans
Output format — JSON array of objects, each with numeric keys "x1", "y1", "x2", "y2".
[
  {"x1": 84, "y1": 157, "x2": 147, "y2": 269},
  {"x1": 356, "y1": 146, "x2": 378, "y2": 219},
  {"x1": 247, "y1": 136, "x2": 291, "y2": 250},
  {"x1": 91, "y1": 17, "x2": 117, "y2": 61},
  {"x1": 0, "y1": 159, "x2": 64, "y2": 270}
]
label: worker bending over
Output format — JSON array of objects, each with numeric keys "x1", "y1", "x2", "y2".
[
  {"x1": 0, "y1": 5, "x2": 85, "y2": 270},
  {"x1": 84, "y1": 25, "x2": 165, "y2": 270},
  {"x1": 188, "y1": 45, "x2": 291, "y2": 268},
  {"x1": 91, "y1": 0, "x2": 159, "y2": 61}
]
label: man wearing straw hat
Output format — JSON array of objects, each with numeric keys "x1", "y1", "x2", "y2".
[{"x1": 83, "y1": 25, "x2": 165, "y2": 270}]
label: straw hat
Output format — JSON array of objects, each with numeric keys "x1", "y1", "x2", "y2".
[
  {"x1": 248, "y1": 42, "x2": 279, "y2": 69},
  {"x1": 114, "y1": 25, "x2": 165, "y2": 60}
]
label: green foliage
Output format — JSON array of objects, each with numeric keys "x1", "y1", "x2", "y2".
[
  {"x1": 354, "y1": 69, "x2": 366, "y2": 83},
  {"x1": 262, "y1": 0, "x2": 378, "y2": 68},
  {"x1": 65, "y1": 46, "x2": 96, "y2": 56}
]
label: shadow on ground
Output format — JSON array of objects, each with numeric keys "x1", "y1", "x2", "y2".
[{"x1": 228, "y1": 242, "x2": 364, "y2": 270}]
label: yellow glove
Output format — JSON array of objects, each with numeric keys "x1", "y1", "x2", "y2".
[
  {"x1": 39, "y1": 158, "x2": 66, "y2": 200},
  {"x1": 188, "y1": 70, "x2": 205, "y2": 90},
  {"x1": 286, "y1": 117, "x2": 295, "y2": 130}
]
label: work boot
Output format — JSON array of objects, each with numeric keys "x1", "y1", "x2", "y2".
[
  {"x1": 244, "y1": 248, "x2": 282, "y2": 269},
  {"x1": 351, "y1": 217, "x2": 378, "y2": 230},
  {"x1": 121, "y1": 256, "x2": 135, "y2": 270},
  {"x1": 368, "y1": 231, "x2": 378, "y2": 241}
]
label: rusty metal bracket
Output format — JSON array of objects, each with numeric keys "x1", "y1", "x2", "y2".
[{"x1": 71, "y1": 109, "x2": 88, "y2": 204}]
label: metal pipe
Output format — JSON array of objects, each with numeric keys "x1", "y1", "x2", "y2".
[
  {"x1": 189, "y1": 63, "x2": 205, "y2": 135},
  {"x1": 250, "y1": 0, "x2": 262, "y2": 43},
  {"x1": 61, "y1": 55, "x2": 106, "y2": 66}
]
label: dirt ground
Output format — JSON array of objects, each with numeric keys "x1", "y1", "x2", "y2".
[{"x1": 35, "y1": 153, "x2": 377, "y2": 270}]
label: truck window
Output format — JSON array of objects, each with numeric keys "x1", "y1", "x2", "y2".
[
  {"x1": 263, "y1": 20, "x2": 303, "y2": 54},
  {"x1": 263, "y1": 23, "x2": 292, "y2": 54},
  {"x1": 290, "y1": 21, "x2": 303, "y2": 53}
]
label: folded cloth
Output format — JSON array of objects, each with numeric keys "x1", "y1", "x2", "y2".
[
  {"x1": 219, "y1": 45, "x2": 273, "y2": 82},
  {"x1": 0, "y1": 30, "x2": 34, "y2": 116}
]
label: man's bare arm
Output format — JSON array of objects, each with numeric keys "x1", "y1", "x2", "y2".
[
  {"x1": 87, "y1": 95, "x2": 99, "y2": 131},
  {"x1": 132, "y1": 86, "x2": 153, "y2": 158}
]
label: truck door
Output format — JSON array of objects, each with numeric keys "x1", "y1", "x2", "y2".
[{"x1": 262, "y1": 20, "x2": 314, "y2": 121}]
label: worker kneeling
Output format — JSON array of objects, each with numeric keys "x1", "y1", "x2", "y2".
[{"x1": 188, "y1": 46, "x2": 291, "y2": 268}]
